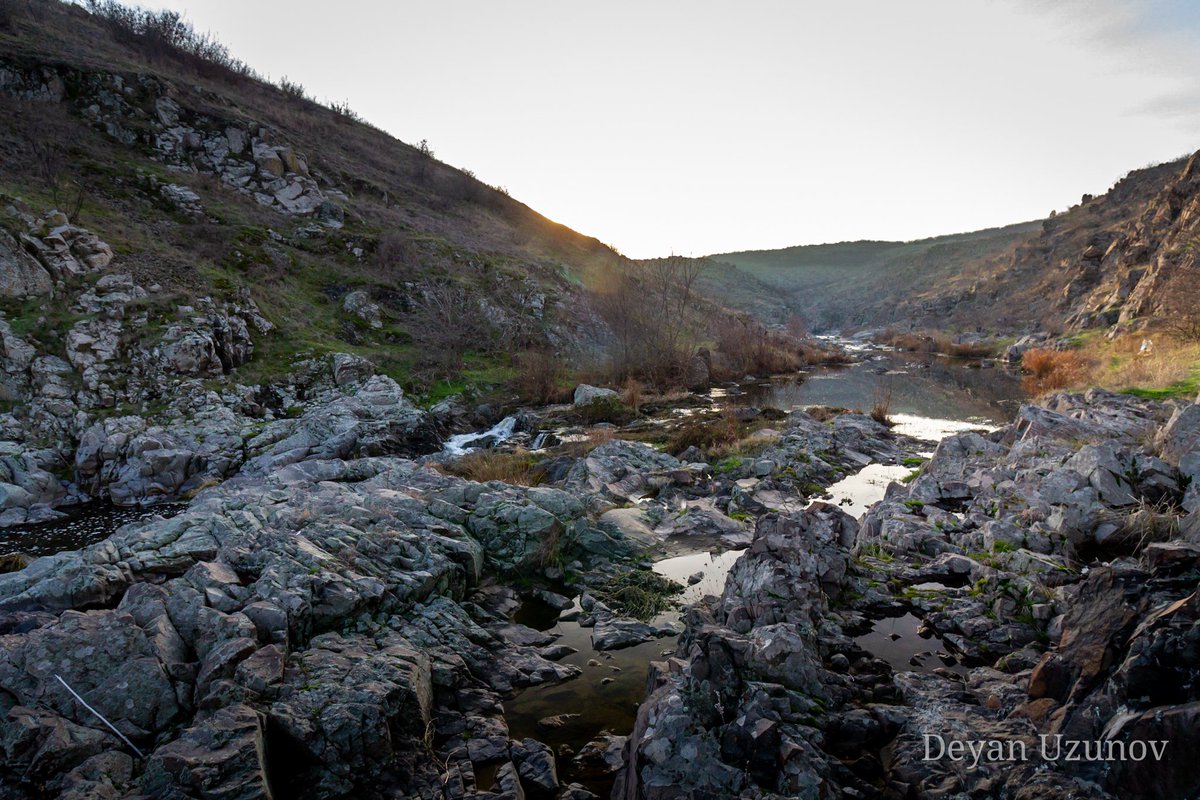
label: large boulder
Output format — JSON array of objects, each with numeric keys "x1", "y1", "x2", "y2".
[
  {"x1": 573, "y1": 384, "x2": 619, "y2": 407},
  {"x1": 0, "y1": 230, "x2": 52, "y2": 297},
  {"x1": 245, "y1": 375, "x2": 439, "y2": 471}
]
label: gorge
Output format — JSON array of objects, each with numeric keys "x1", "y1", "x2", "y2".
[{"x1": 1, "y1": 3, "x2": 1200, "y2": 800}]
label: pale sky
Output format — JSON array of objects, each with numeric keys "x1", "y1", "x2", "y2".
[{"x1": 143, "y1": 0, "x2": 1199, "y2": 258}]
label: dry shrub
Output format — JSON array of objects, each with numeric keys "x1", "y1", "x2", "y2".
[
  {"x1": 666, "y1": 411, "x2": 739, "y2": 455},
  {"x1": 441, "y1": 450, "x2": 539, "y2": 485},
  {"x1": 870, "y1": 381, "x2": 894, "y2": 426},
  {"x1": 620, "y1": 378, "x2": 644, "y2": 413},
  {"x1": 1021, "y1": 348, "x2": 1089, "y2": 395},
  {"x1": 515, "y1": 350, "x2": 569, "y2": 404}
]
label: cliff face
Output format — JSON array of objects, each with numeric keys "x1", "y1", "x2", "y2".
[{"x1": 921, "y1": 152, "x2": 1200, "y2": 333}]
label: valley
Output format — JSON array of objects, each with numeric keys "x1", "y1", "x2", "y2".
[{"x1": 0, "y1": 3, "x2": 1199, "y2": 800}]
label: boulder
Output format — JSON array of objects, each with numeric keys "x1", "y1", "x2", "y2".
[
  {"x1": 140, "y1": 704, "x2": 270, "y2": 800},
  {"x1": 342, "y1": 289, "x2": 382, "y2": 329},
  {"x1": 572, "y1": 384, "x2": 618, "y2": 407},
  {"x1": 0, "y1": 230, "x2": 52, "y2": 297}
]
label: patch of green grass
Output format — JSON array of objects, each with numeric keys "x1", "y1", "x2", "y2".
[
  {"x1": 901, "y1": 456, "x2": 926, "y2": 467},
  {"x1": 1120, "y1": 370, "x2": 1200, "y2": 401}
]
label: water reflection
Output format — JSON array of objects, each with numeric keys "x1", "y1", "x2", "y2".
[
  {"x1": 722, "y1": 350, "x2": 1022, "y2": 432},
  {"x1": 0, "y1": 503, "x2": 187, "y2": 557}
]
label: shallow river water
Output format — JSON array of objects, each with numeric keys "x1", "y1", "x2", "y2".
[
  {"x1": 502, "y1": 346, "x2": 1023, "y2": 793},
  {"x1": 1, "y1": 344, "x2": 1024, "y2": 795}
]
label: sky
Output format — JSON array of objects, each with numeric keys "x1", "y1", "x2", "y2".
[{"x1": 140, "y1": 0, "x2": 1199, "y2": 258}]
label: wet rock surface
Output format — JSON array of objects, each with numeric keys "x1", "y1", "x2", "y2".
[
  {"x1": 617, "y1": 389, "x2": 1200, "y2": 799},
  {"x1": 0, "y1": 390, "x2": 926, "y2": 798}
]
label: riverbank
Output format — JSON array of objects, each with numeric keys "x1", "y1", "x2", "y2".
[
  {"x1": 0, "y1": 342, "x2": 960, "y2": 799},
  {"x1": 617, "y1": 388, "x2": 1200, "y2": 799}
]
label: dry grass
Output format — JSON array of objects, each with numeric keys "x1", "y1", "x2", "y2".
[
  {"x1": 883, "y1": 330, "x2": 998, "y2": 358},
  {"x1": 1021, "y1": 347, "x2": 1091, "y2": 395},
  {"x1": 439, "y1": 449, "x2": 540, "y2": 485},
  {"x1": 798, "y1": 344, "x2": 855, "y2": 365},
  {"x1": 869, "y1": 381, "x2": 894, "y2": 426},
  {"x1": 620, "y1": 378, "x2": 644, "y2": 414},
  {"x1": 665, "y1": 411, "x2": 739, "y2": 455},
  {"x1": 1026, "y1": 332, "x2": 1200, "y2": 400},
  {"x1": 586, "y1": 427, "x2": 615, "y2": 448},
  {"x1": 708, "y1": 430, "x2": 782, "y2": 460},
  {"x1": 0, "y1": 553, "x2": 29, "y2": 573},
  {"x1": 1086, "y1": 335, "x2": 1200, "y2": 399},
  {"x1": 1095, "y1": 499, "x2": 1181, "y2": 555}
]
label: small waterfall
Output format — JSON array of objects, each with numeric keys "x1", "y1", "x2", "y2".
[{"x1": 442, "y1": 416, "x2": 518, "y2": 455}]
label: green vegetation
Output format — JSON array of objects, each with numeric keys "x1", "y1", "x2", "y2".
[
  {"x1": 591, "y1": 570, "x2": 682, "y2": 620},
  {"x1": 707, "y1": 223, "x2": 1039, "y2": 329}
]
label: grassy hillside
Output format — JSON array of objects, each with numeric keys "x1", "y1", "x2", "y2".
[
  {"x1": 709, "y1": 222, "x2": 1041, "y2": 330},
  {"x1": 0, "y1": 0, "x2": 626, "y2": 401}
]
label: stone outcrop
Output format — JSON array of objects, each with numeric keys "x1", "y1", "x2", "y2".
[
  {"x1": 617, "y1": 389, "x2": 1200, "y2": 799},
  {"x1": 0, "y1": 455, "x2": 602, "y2": 798}
]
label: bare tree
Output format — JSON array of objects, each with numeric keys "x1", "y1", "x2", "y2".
[{"x1": 594, "y1": 256, "x2": 706, "y2": 386}]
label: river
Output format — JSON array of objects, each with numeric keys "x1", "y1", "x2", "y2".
[{"x1": 502, "y1": 346, "x2": 1023, "y2": 794}]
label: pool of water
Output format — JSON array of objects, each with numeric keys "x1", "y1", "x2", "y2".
[
  {"x1": 0, "y1": 503, "x2": 187, "y2": 558},
  {"x1": 503, "y1": 598, "x2": 679, "y2": 795},
  {"x1": 853, "y1": 612, "x2": 968, "y2": 675},
  {"x1": 716, "y1": 347, "x2": 1021, "y2": 438}
]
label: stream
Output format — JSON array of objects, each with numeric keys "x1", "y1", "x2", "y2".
[
  {"x1": 500, "y1": 345, "x2": 1023, "y2": 794},
  {"x1": 1, "y1": 343, "x2": 1024, "y2": 795}
]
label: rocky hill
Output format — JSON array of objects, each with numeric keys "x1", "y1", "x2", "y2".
[
  {"x1": 709, "y1": 151, "x2": 1200, "y2": 337},
  {"x1": 932, "y1": 153, "x2": 1200, "y2": 334},
  {"x1": 0, "y1": 1, "x2": 650, "y2": 522},
  {"x1": 0, "y1": 0, "x2": 627, "y2": 391},
  {"x1": 709, "y1": 222, "x2": 1040, "y2": 330}
]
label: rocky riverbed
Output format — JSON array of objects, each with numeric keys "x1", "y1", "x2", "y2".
[
  {"x1": 0, "y1": 353, "x2": 935, "y2": 799},
  {"x1": 617, "y1": 389, "x2": 1200, "y2": 800},
  {"x1": 2, "y1": 346, "x2": 1198, "y2": 799}
]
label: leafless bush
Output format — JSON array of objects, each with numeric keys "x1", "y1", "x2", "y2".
[
  {"x1": 411, "y1": 280, "x2": 495, "y2": 374},
  {"x1": 712, "y1": 313, "x2": 802, "y2": 378},
  {"x1": 594, "y1": 256, "x2": 703, "y2": 387},
  {"x1": 375, "y1": 232, "x2": 421, "y2": 280},
  {"x1": 515, "y1": 349, "x2": 569, "y2": 404},
  {"x1": 84, "y1": 0, "x2": 258, "y2": 81},
  {"x1": 870, "y1": 380, "x2": 894, "y2": 426}
]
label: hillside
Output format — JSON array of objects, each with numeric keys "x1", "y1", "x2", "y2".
[
  {"x1": 709, "y1": 151, "x2": 1200, "y2": 337},
  {"x1": 915, "y1": 153, "x2": 1200, "y2": 334},
  {"x1": 709, "y1": 222, "x2": 1040, "y2": 330},
  {"x1": 0, "y1": 0, "x2": 627, "y2": 402}
]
